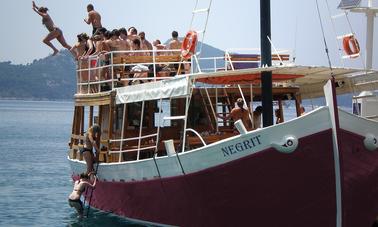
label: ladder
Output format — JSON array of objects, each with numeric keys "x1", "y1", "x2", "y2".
[
  {"x1": 199, "y1": 88, "x2": 216, "y2": 131},
  {"x1": 199, "y1": 87, "x2": 233, "y2": 131},
  {"x1": 327, "y1": 1, "x2": 361, "y2": 61},
  {"x1": 189, "y1": 0, "x2": 213, "y2": 58}
]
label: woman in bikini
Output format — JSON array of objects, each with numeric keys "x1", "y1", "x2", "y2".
[
  {"x1": 81, "y1": 124, "x2": 101, "y2": 174},
  {"x1": 68, "y1": 172, "x2": 97, "y2": 218},
  {"x1": 32, "y1": 1, "x2": 71, "y2": 55}
]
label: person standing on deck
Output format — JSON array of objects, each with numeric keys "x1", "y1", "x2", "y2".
[
  {"x1": 167, "y1": 31, "x2": 182, "y2": 55},
  {"x1": 218, "y1": 98, "x2": 252, "y2": 131},
  {"x1": 139, "y1": 32, "x2": 153, "y2": 52},
  {"x1": 252, "y1": 106, "x2": 263, "y2": 129},
  {"x1": 80, "y1": 124, "x2": 101, "y2": 174},
  {"x1": 32, "y1": 1, "x2": 71, "y2": 56},
  {"x1": 84, "y1": 4, "x2": 102, "y2": 35},
  {"x1": 68, "y1": 172, "x2": 97, "y2": 218}
]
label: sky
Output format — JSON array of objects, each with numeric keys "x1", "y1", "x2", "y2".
[{"x1": 0, "y1": 0, "x2": 376, "y2": 69}]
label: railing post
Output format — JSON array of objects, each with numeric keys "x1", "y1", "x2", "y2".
[
  {"x1": 152, "y1": 49, "x2": 157, "y2": 82},
  {"x1": 119, "y1": 104, "x2": 127, "y2": 162},
  {"x1": 111, "y1": 52, "x2": 114, "y2": 90},
  {"x1": 87, "y1": 57, "x2": 91, "y2": 94},
  {"x1": 137, "y1": 101, "x2": 145, "y2": 160},
  {"x1": 78, "y1": 60, "x2": 82, "y2": 94}
]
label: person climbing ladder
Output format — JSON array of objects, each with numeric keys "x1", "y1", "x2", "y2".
[
  {"x1": 68, "y1": 172, "x2": 97, "y2": 218},
  {"x1": 81, "y1": 124, "x2": 101, "y2": 174}
]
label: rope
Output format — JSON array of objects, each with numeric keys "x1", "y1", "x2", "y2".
[
  {"x1": 316, "y1": 0, "x2": 334, "y2": 78},
  {"x1": 325, "y1": 0, "x2": 345, "y2": 67}
]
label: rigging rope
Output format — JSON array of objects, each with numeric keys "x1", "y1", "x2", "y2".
[{"x1": 315, "y1": 0, "x2": 334, "y2": 78}]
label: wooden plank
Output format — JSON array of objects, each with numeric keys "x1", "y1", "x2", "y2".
[
  {"x1": 154, "y1": 55, "x2": 181, "y2": 63},
  {"x1": 122, "y1": 56, "x2": 153, "y2": 64},
  {"x1": 71, "y1": 134, "x2": 86, "y2": 140}
]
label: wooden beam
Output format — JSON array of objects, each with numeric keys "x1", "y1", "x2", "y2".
[
  {"x1": 278, "y1": 99, "x2": 284, "y2": 123},
  {"x1": 89, "y1": 106, "x2": 94, "y2": 127}
]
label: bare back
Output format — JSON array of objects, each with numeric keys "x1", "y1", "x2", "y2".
[
  {"x1": 168, "y1": 39, "x2": 182, "y2": 50},
  {"x1": 88, "y1": 10, "x2": 102, "y2": 28},
  {"x1": 42, "y1": 14, "x2": 56, "y2": 32},
  {"x1": 229, "y1": 108, "x2": 251, "y2": 130}
]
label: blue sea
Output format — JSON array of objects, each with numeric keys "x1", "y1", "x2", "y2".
[{"x1": 0, "y1": 100, "x2": 143, "y2": 227}]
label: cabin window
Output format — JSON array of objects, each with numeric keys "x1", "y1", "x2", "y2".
[
  {"x1": 353, "y1": 102, "x2": 361, "y2": 115},
  {"x1": 127, "y1": 103, "x2": 142, "y2": 128},
  {"x1": 126, "y1": 102, "x2": 150, "y2": 129},
  {"x1": 154, "y1": 99, "x2": 171, "y2": 127}
]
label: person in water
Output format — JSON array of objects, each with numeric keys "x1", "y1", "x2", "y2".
[
  {"x1": 32, "y1": 1, "x2": 71, "y2": 56},
  {"x1": 68, "y1": 172, "x2": 97, "y2": 218},
  {"x1": 81, "y1": 124, "x2": 101, "y2": 174}
]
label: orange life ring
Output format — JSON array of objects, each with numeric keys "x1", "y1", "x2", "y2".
[
  {"x1": 181, "y1": 31, "x2": 198, "y2": 59},
  {"x1": 343, "y1": 35, "x2": 360, "y2": 58}
]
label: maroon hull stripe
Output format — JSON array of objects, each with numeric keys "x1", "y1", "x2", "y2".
[
  {"x1": 79, "y1": 129, "x2": 337, "y2": 226},
  {"x1": 339, "y1": 129, "x2": 378, "y2": 227}
]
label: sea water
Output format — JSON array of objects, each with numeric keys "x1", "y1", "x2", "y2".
[
  {"x1": 0, "y1": 100, "x2": 351, "y2": 226},
  {"x1": 0, "y1": 100, "x2": 142, "y2": 227}
]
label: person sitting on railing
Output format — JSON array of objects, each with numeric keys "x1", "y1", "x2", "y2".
[
  {"x1": 80, "y1": 124, "x2": 101, "y2": 175},
  {"x1": 218, "y1": 98, "x2": 252, "y2": 132},
  {"x1": 139, "y1": 31, "x2": 153, "y2": 53},
  {"x1": 68, "y1": 172, "x2": 97, "y2": 218},
  {"x1": 32, "y1": 1, "x2": 72, "y2": 56}
]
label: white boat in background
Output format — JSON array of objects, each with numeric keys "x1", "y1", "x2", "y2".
[{"x1": 67, "y1": 0, "x2": 378, "y2": 226}]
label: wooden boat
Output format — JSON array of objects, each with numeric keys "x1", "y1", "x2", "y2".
[{"x1": 67, "y1": 0, "x2": 378, "y2": 226}]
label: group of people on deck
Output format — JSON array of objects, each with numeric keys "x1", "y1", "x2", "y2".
[{"x1": 32, "y1": 2, "x2": 182, "y2": 60}]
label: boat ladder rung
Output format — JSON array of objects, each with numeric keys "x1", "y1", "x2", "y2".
[
  {"x1": 163, "y1": 116, "x2": 186, "y2": 121},
  {"x1": 342, "y1": 53, "x2": 360, "y2": 59},
  {"x1": 193, "y1": 8, "x2": 209, "y2": 14},
  {"x1": 331, "y1": 13, "x2": 346, "y2": 19},
  {"x1": 336, "y1": 33, "x2": 354, "y2": 39}
]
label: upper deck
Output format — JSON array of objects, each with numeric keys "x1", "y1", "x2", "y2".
[{"x1": 74, "y1": 48, "x2": 294, "y2": 98}]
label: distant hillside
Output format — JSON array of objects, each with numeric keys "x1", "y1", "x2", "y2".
[{"x1": 0, "y1": 50, "x2": 76, "y2": 100}]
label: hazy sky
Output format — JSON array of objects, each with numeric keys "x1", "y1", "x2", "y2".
[{"x1": 0, "y1": 0, "x2": 376, "y2": 68}]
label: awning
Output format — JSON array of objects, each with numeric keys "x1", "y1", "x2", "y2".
[
  {"x1": 189, "y1": 65, "x2": 377, "y2": 99},
  {"x1": 115, "y1": 76, "x2": 190, "y2": 104}
]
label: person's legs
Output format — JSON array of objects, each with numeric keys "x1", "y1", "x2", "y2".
[
  {"x1": 83, "y1": 151, "x2": 94, "y2": 174},
  {"x1": 43, "y1": 30, "x2": 60, "y2": 55},
  {"x1": 56, "y1": 29, "x2": 72, "y2": 50},
  {"x1": 69, "y1": 199, "x2": 84, "y2": 218}
]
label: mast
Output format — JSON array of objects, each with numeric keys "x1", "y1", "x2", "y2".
[{"x1": 260, "y1": 0, "x2": 273, "y2": 127}]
